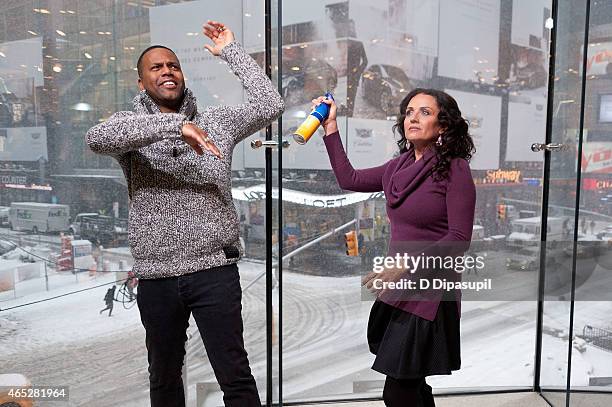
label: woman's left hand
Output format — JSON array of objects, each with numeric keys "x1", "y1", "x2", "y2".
[
  {"x1": 362, "y1": 267, "x2": 406, "y2": 295},
  {"x1": 203, "y1": 20, "x2": 235, "y2": 55},
  {"x1": 311, "y1": 95, "x2": 338, "y2": 135}
]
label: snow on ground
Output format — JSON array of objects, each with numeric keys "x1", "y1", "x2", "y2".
[
  {"x1": 0, "y1": 258, "x2": 360, "y2": 361},
  {"x1": 0, "y1": 264, "x2": 139, "y2": 359}
]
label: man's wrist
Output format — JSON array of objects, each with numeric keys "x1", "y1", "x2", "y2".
[
  {"x1": 219, "y1": 40, "x2": 237, "y2": 58},
  {"x1": 181, "y1": 118, "x2": 197, "y2": 133}
]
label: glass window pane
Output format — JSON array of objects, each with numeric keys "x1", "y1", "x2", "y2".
[
  {"x1": 0, "y1": 1, "x2": 269, "y2": 405},
  {"x1": 540, "y1": 0, "x2": 587, "y2": 405},
  {"x1": 569, "y1": 0, "x2": 612, "y2": 405},
  {"x1": 279, "y1": 0, "x2": 549, "y2": 403}
]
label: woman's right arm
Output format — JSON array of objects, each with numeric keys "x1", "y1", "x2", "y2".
[
  {"x1": 323, "y1": 130, "x2": 388, "y2": 192},
  {"x1": 316, "y1": 97, "x2": 388, "y2": 192}
]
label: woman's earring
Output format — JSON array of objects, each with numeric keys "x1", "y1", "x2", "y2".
[{"x1": 436, "y1": 135, "x2": 443, "y2": 146}]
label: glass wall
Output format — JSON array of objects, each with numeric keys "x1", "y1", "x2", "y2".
[
  {"x1": 276, "y1": 0, "x2": 551, "y2": 403},
  {"x1": 534, "y1": 1, "x2": 612, "y2": 406},
  {"x1": 539, "y1": 0, "x2": 586, "y2": 405},
  {"x1": 568, "y1": 0, "x2": 612, "y2": 405},
  {"x1": 0, "y1": 1, "x2": 270, "y2": 406}
]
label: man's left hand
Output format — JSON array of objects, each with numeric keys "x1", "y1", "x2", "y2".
[{"x1": 203, "y1": 20, "x2": 235, "y2": 56}]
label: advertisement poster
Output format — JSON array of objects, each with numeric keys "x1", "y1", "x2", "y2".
[
  {"x1": 511, "y1": 0, "x2": 549, "y2": 51},
  {"x1": 149, "y1": 2, "x2": 245, "y2": 107},
  {"x1": 0, "y1": 37, "x2": 44, "y2": 129},
  {"x1": 349, "y1": 1, "x2": 435, "y2": 117},
  {"x1": 0, "y1": 127, "x2": 47, "y2": 161},
  {"x1": 281, "y1": 0, "x2": 434, "y2": 120},
  {"x1": 386, "y1": 0, "x2": 439, "y2": 57},
  {"x1": 150, "y1": 0, "x2": 262, "y2": 169},
  {"x1": 445, "y1": 89, "x2": 501, "y2": 170},
  {"x1": 0, "y1": 37, "x2": 44, "y2": 87},
  {"x1": 506, "y1": 96, "x2": 546, "y2": 162},
  {"x1": 506, "y1": 1, "x2": 550, "y2": 93},
  {"x1": 346, "y1": 117, "x2": 399, "y2": 168},
  {"x1": 600, "y1": 94, "x2": 612, "y2": 122},
  {"x1": 438, "y1": 0, "x2": 500, "y2": 84},
  {"x1": 584, "y1": 42, "x2": 612, "y2": 76},
  {"x1": 582, "y1": 142, "x2": 612, "y2": 173}
]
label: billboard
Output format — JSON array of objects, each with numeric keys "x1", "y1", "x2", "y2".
[
  {"x1": 149, "y1": 0, "x2": 262, "y2": 170},
  {"x1": 445, "y1": 89, "x2": 501, "y2": 170},
  {"x1": 582, "y1": 142, "x2": 612, "y2": 173},
  {"x1": 438, "y1": 0, "x2": 500, "y2": 84},
  {"x1": 511, "y1": 0, "x2": 550, "y2": 51},
  {"x1": 346, "y1": 117, "x2": 398, "y2": 168},
  {"x1": 0, "y1": 127, "x2": 47, "y2": 161},
  {"x1": 506, "y1": 96, "x2": 546, "y2": 162},
  {"x1": 149, "y1": 1, "x2": 246, "y2": 108}
]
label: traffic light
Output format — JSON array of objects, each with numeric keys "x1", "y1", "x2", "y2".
[
  {"x1": 345, "y1": 230, "x2": 359, "y2": 256},
  {"x1": 497, "y1": 204, "x2": 506, "y2": 220}
]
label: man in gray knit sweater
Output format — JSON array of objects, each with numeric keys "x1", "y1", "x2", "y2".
[{"x1": 87, "y1": 20, "x2": 284, "y2": 407}]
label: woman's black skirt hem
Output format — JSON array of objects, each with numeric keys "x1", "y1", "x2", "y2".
[{"x1": 367, "y1": 298, "x2": 461, "y2": 379}]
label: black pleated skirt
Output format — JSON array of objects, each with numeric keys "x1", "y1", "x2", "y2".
[{"x1": 367, "y1": 297, "x2": 461, "y2": 379}]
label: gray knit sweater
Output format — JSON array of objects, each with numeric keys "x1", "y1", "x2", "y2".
[{"x1": 86, "y1": 41, "x2": 284, "y2": 279}]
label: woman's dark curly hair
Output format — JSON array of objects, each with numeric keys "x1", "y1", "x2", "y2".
[{"x1": 392, "y1": 88, "x2": 475, "y2": 181}]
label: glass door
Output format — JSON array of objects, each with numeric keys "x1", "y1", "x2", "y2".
[
  {"x1": 536, "y1": 0, "x2": 587, "y2": 404},
  {"x1": 568, "y1": 1, "x2": 612, "y2": 404},
  {"x1": 538, "y1": 0, "x2": 612, "y2": 406},
  {"x1": 568, "y1": 36, "x2": 612, "y2": 398},
  {"x1": 0, "y1": 1, "x2": 275, "y2": 406}
]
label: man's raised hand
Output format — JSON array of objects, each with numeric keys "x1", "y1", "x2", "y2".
[{"x1": 203, "y1": 20, "x2": 235, "y2": 56}]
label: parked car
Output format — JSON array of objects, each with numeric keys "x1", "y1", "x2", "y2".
[
  {"x1": 282, "y1": 60, "x2": 337, "y2": 107},
  {"x1": 506, "y1": 247, "x2": 540, "y2": 271},
  {"x1": 68, "y1": 213, "x2": 98, "y2": 236},
  {"x1": 596, "y1": 227, "x2": 612, "y2": 241},
  {"x1": 69, "y1": 213, "x2": 128, "y2": 247},
  {"x1": 361, "y1": 64, "x2": 413, "y2": 115},
  {"x1": 0, "y1": 206, "x2": 9, "y2": 227}
]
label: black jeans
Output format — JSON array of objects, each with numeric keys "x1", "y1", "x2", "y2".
[{"x1": 137, "y1": 264, "x2": 260, "y2": 407}]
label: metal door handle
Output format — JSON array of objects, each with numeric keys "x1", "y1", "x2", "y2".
[
  {"x1": 531, "y1": 143, "x2": 568, "y2": 152},
  {"x1": 250, "y1": 139, "x2": 290, "y2": 149}
]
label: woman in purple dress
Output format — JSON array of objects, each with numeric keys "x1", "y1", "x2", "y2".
[{"x1": 316, "y1": 88, "x2": 476, "y2": 406}]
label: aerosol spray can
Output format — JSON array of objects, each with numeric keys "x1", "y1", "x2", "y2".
[{"x1": 293, "y1": 93, "x2": 334, "y2": 145}]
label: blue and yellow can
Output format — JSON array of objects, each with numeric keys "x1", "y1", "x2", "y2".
[{"x1": 293, "y1": 93, "x2": 334, "y2": 144}]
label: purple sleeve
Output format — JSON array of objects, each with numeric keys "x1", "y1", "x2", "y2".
[
  {"x1": 323, "y1": 131, "x2": 388, "y2": 192},
  {"x1": 442, "y1": 158, "x2": 476, "y2": 245},
  {"x1": 427, "y1": 158, "x2": 476, "y2": 255}
]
